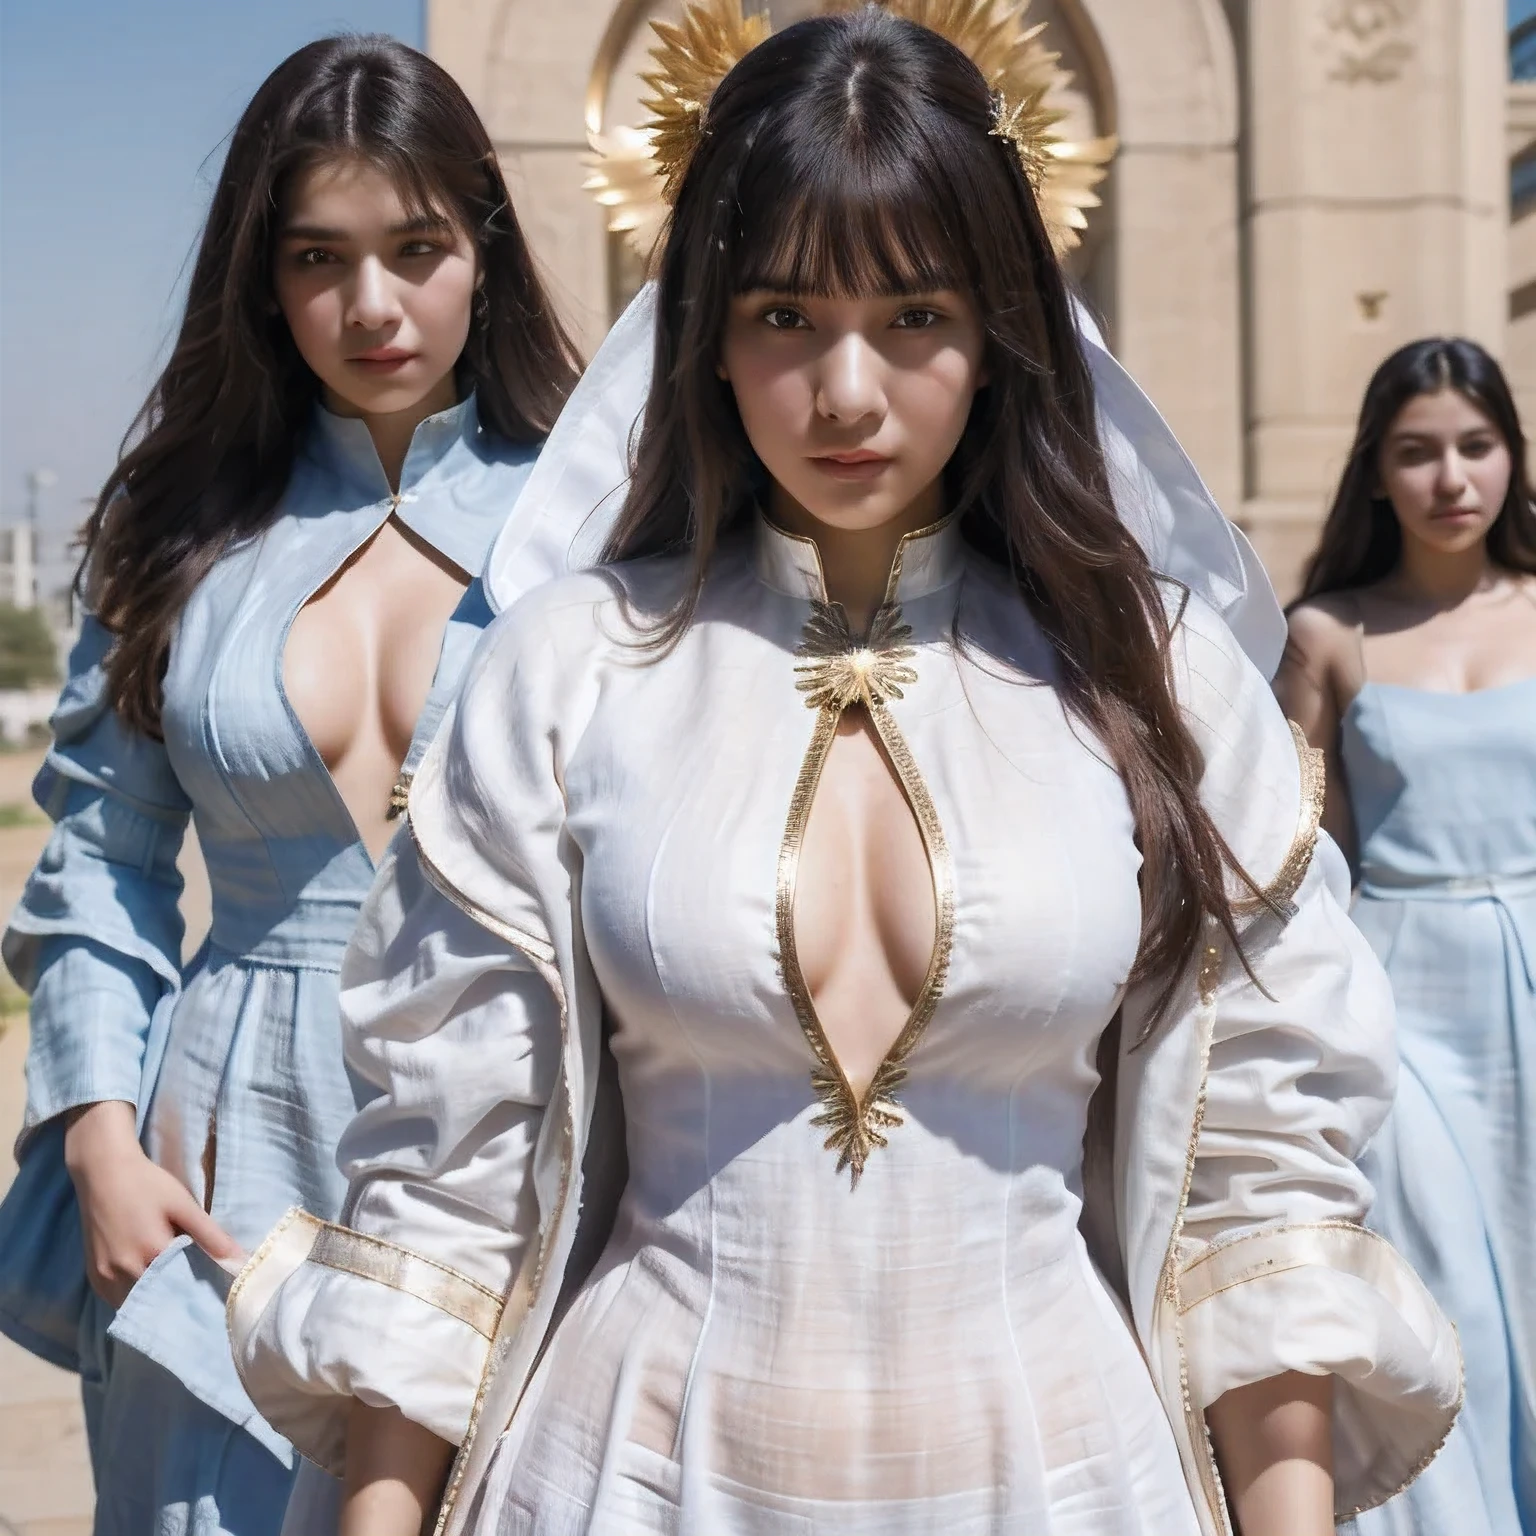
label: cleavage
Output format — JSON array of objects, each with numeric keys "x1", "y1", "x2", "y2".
[
  {"x1": 793, "y1": 704, "x2": 938, "y2": 1097},
  {"x1": 283, "y1": 516, "x2": 468, "y2": 860}
]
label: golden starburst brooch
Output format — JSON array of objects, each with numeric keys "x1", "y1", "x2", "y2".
[{"x1": 794, "y1": 602, "x2": 919, "y2": 712}]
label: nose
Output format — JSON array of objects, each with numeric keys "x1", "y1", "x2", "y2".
[
  {"x1": 814, "y1": 332, "x2": 886, "y2": 426},
  {"x1": 346, "y1": 255, "x2": 403, "y2": 334},
  {"x1": 1436, "y1": 447, "x2": 1470, "y2": 498}
]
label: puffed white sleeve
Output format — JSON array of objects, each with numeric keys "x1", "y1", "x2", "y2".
[
  {"x1": 227, "y1": 605, "x2": 574, "y2": 1477},
  {"x1": 1131, "y1": 597, "x2": 1462, "y2": 1519}
]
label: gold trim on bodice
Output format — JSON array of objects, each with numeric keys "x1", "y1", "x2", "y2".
[
  {"x1": 765, "y1": 516, "x2": 961, "y2": 1186},
  {"x1": 1233, "y1": 722, "x2": 1325, "y2": 918}
]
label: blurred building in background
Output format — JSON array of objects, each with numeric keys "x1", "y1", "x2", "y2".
[
  {"x1": 430, "y1": 0, "x2": 1517, "y2": 595},
  {"x1": 0, "y1": 527, "x2": 37, "y2": 612}
]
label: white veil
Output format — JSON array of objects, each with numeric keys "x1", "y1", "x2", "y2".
[{"x1": 485, "y1": 282, "x2": 1286, "y2": 679}]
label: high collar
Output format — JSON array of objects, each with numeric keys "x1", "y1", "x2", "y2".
[
  {"x1": 753, "y1": 512, "x2": 966, "y2": 608},
  {"x1": 308, "y1": 393, "x2": 482, "y2": 502}
]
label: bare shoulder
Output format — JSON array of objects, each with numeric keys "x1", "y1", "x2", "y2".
[{"x1": 1283, "y1": 593, "x2": 1359, "y2": 679}]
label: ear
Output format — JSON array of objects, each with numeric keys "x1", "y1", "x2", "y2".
[{"x1": 716, "y1": 359, "x2": 730, "y2": 382}]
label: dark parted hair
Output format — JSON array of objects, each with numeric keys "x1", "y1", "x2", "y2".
[
  {"x1": 603, "y1": 6, "x2": 1258, "y2": 1023},
  {"x1": 1296, "y1": 337, "x2": 1536, "y2": 603},
  {"x1": 82, "y1": 34, "x2": 582, "y2": 737}
]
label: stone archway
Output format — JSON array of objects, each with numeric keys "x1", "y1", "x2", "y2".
[
  {"x1": 1074, "y1": 0, "x2": 1243, "y2": 516},
  {"x1": 429, "y1": 0, "x2": 651, "y2": 352}
]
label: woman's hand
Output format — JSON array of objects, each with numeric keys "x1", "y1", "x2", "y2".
[
  {"x1": 63, "y1": 1099, "x2": 239, "y2": 1308},
  {"x1": 1207, "y1": 1370, "x2": 1334, "y2": 1536},
  {"x1": 341, "y1": 1401, "x2": 455, "y2": 1536}
]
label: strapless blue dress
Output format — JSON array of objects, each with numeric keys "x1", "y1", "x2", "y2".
[{"x1": 1339, "y1": 681, "x2": 1534, "y2": 1536}]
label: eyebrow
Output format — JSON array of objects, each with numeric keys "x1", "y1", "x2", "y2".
[
  {"x1": 1389, "y1": 427, "x2": 1498, "y2": 443},
  {"x1": 280, "y1": 213, "x2": 454, "y2": 240}
]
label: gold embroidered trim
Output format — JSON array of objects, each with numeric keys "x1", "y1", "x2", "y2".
[
  {"x1": 308, "y1": 1222, "x2": 503, "y2": 1340},
  {"x1": 777, "y1": 601, "x2": 956, "y2": 1186},
  {"x1": 1174, "y1": 1219, "x2": 1465, "y2": 1519},
  {"x1": 1155, "y1": 954, "x2": 1231, "y2": 1532},
  {"x1": 1178, "y1": 1215, "x2": 1379, "y2": 1282},
  {"x1": 409, "y1": 821, "x2": 577, "y2": 1536},
  {"x1": 225, "y1": 1206, "x2": 310, "y2": 1343},
  {"x1": 1234, "y1": 721, "x2": 1325, "y2": 917},
  {"x1": 410, "y1": 825, "x2": 558, "y2": 969},
  {"x1": 880, "y1": 511, "x2": 961, "y2": 607}
]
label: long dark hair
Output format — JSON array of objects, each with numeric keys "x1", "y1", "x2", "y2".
[
  {"x1": 82, "y1": 34, "x2": 582, "y2": 737},
  {"x1": 604, "y1": 8, "x2": 1256, "y2": 1019},
  {"x1": 1296, "y1": 337, "x2": 1536, "y2": 602}
]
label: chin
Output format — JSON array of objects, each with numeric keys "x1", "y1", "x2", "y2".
[
  {"x1": 1416, "y1": 520, "x2": 1494, "y2": 555},
  {"x1": 789, "y1": 485, "x2": 925, "y2": 536},
  {"x1": 331, "y1": 378, "x2": 438, "y2": 418}
]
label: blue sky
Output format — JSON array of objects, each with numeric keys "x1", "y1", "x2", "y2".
[
  {"x1": 0, "y1": 1, "x2": 422, "y2": 594},
  {"x1": 1517, "y1": 0, "x2": 1536, "y2": 27}
]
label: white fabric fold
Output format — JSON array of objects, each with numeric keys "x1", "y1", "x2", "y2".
[
  {"x1": 226, "y1": 840, "x2": 561, "y2": 1471},
  {"x1": 227, "y1": 1209, "x2": 492, "y2": 1475},
  {"x1": 1178, "y1": 1222, "x2": 1464, "y2": 1519}
]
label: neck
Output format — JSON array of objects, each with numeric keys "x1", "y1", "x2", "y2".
[
  {"x1": 769, "y1": 481, "x2": 943, "y2": 633},
  {"x1": 1389, "y1": 532, "x2": 1495, "y2": 608},
  {"x1": 324, "y1": 374, "x2": 459, "y2": 494}
]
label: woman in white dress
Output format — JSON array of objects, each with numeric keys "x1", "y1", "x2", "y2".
[{"x1": 227, "y1": 7, "x2": 1460, "y2": 1535}]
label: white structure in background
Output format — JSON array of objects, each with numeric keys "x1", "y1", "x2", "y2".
[
  {"x1": 1, "y1": 468, "x2": 68, "y2": 745},
  {"x1": 0, "y1": 524, "x2": 37, "y2": 610},
  {"x1": 429, "y1": 0, "x2": 1514, "y2": 597},
  {"x1": 0, "y1": 688, "x2": 57, "y2": 746}
]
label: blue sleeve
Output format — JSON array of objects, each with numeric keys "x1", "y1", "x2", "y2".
[{"x1": 3, "y1": 617, "x2": 190, "y2": 1141}]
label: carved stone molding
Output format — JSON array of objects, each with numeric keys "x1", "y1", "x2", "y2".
[{"x1": 1322, "y1": 0, "x2": 1419, "y2": 84}]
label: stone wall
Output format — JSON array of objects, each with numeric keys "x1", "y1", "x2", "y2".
[{"x1": 429, "y1": 0, "x2": 1514, "y2": 599}]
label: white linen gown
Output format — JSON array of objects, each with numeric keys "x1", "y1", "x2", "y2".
[{"x1": 229, "y1": 515, "x2": 1461, "y2": 1536}]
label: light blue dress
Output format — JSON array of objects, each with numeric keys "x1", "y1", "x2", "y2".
[
  {"x1": 1340, "y1": 680, "x2": 1535, "y2": 1536},
  {"x1": 0, "y1": 395, "x2": 536, "y2": 1536}
]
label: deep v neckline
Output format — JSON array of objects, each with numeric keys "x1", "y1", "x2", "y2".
[
  {"x1": 273, "y1": 399, "x2": 486, "y2": 870},
  {"x1": 757, "y1": 516, "x2": 966, "y2": 1186},
  {"x1": 278, "y1": 507, "x2": 473, "y2": 871},
  {"x1": 776, "y1": 601, "x2": 956, "y2": 1188}
]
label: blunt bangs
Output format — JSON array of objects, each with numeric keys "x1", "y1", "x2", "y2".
[{"x1": 730, "y1": 104, "x2": 972, "y2": 298}]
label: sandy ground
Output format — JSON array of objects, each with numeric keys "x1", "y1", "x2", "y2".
[{"x1": 0, "y1": 745, "x2": 213, "y2": 1535}]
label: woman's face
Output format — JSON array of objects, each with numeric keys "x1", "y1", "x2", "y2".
[
  {"x1": 719, "y1": 289, "x2": 988, "y2": 537},
  {"x1": 274, "y1": 156, "x2": 477, "y2": 422},
  {"x1": 1379, "y1": 388, "x2": 1512, "y2": 557}
]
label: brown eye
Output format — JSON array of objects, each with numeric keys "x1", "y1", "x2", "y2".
[
  {"x1": 893, "y1": 307, "x2": 940, "y2": 329},
  {"x1": 762, "y1": 307, "x2": 809, "y2": 331}
]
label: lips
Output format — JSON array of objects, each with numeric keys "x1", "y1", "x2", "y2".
[
  {"x1": 348, "y1": 348, "x2": 416, "y2": 372},
  {"x1": 810, "y1": 450, "x2": 893, "y2": 482}
]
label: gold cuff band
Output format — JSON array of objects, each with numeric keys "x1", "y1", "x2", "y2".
[{"x1": 310, "y1": 1222, "x2": 503, "y2": 1340}]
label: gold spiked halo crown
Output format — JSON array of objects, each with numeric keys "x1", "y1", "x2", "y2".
[{"x1": 585, "y1": 0, "x2": 1117, "y2": 261}]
